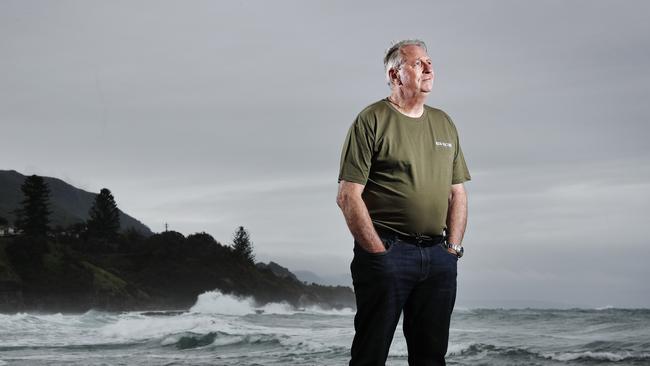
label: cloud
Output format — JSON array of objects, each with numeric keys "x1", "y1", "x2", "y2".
[{"x1": 2, "y1": 0, "x2": 649, "y2": 306}]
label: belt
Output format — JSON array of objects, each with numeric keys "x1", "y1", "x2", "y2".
[{"x1": 376, "y1": 228, "x2": 445, "y2": 247}]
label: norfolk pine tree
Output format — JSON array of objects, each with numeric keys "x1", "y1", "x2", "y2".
[
  {"x1": 87, "y1": 188, "x2": 121, "y2": 239},
  {"x1": 15, "y1": 175, "x2": 51, "y2": 236},
  {"x1": 232, "y1": 226, "x2": 255, "y2": 264}
]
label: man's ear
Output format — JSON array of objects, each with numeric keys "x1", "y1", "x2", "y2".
[{"x1": 389, "y1": 68, "x2": 401, "y2": 85}]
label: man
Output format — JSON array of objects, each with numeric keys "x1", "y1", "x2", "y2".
[{"x1": 336, "y1": 39, "x2": 471, "y2": 366}]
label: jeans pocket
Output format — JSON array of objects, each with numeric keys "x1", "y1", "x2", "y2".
[
  {"x1": 438, "y1": 243, "x2": 459, "y2": 260},
  {"x1": 354, "y1": 237, "x2": 395, "y2": 257}
]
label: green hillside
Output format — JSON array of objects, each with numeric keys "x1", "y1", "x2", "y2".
[{"x1": 0, "y1": 170, "x2": 152, "y2": 236}]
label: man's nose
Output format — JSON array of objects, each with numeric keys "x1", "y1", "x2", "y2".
[{"x1": 423, "y1": 63, "x2": 433, "y2": 73}]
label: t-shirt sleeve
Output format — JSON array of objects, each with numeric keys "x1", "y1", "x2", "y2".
[
  {"x1": 443, "y1": 111, "x2": 471, "y2": 184},
  {"x1": 452, "y1": 140, "x2": 471, "y2": 184},
  {"x1": 338, "y1": 115, "x2": 375, "y2": 184}
]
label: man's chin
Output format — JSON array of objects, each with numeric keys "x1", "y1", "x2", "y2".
[{"x1": 420, "y1": 84, "x2": 433, "y2": 93}]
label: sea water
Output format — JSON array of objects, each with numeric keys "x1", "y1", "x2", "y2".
[{"x1": 1, "y1": 291, "x2": 649, "y2": 365}]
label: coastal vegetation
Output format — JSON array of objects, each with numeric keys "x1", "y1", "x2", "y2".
[{"x1": 0, "y1": 172, "x2": 354, "y2": 313}]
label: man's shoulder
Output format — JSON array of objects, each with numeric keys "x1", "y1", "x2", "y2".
[
  {"x1": 425, "y1": 105, "x2": 458, "y2": 129},
  {"x1": 424, "y1": 104, "x2": 448, "y2": 119},
  {"x1": 357, "y1": 99, "x2": 391, "y2": 119},
  {"x1": 348, "y1": 99, "x2": 392, "y2": 131}
]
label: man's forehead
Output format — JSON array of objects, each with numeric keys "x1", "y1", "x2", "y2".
[{"x1": 400, "y1": 45, "x2": 430, "y2": 59}]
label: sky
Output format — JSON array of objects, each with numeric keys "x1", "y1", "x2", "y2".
[{"x1": 1, "y1": 0, "x2": 649, "y2": 308}]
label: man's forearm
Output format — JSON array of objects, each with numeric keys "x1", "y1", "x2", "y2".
[
  {"x1": 446, "y1": 188, "x2": 468, "y2": 245},
  {"x1": 339, "y1": 195, "x2": 384, "y2": 252}
]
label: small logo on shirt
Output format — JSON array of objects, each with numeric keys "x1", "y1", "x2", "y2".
[{"x1": 435, "y1": 141, "x2": 453, "y2": 148}]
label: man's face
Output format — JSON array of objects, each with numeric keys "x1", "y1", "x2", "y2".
[{"x1": 395, "y1": 45, "x2": 434, "y2": 94}]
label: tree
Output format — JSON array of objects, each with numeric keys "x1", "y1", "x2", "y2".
[
  {"x1": 87, "y1": 188, "x2": 121, "y2": 239},
  {"x1": 232, "y1": 226, "x2": 255, "y2": 264},
  {"x1": 15, "y1": 175, "x2": 51, "y2": 236}
]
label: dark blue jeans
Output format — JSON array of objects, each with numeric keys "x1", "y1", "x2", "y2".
[{"x1": 349, "y1": 233, "x2": 458, "y2": 366}]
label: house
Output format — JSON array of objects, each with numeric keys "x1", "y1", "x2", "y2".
[{"x1": 0, "y1": 226, "x2": 19, "y2": 237}]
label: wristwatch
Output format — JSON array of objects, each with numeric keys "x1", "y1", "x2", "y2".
[{"x1": 445, "y1": 242, "x2": 464, "y2": 258}]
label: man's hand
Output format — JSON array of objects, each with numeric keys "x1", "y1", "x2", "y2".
[{"x1": 364, "y1": 242, "x2": 387, "y2": 254}]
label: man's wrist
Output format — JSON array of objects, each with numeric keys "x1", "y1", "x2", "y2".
[{"x1": 445, "y1": 240, "x2": 464, "y2": 258}]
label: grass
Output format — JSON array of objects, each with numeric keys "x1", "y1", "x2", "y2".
[{"x1": 81, "y1": 260, "x2": 129, "y2": 296}]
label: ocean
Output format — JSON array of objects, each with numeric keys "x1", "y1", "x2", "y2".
[{"x1": 1, "y1": 291, "x2": 648, "y2": 365}]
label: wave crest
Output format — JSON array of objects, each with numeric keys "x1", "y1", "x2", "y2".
[
  {"x1": 188, "y1": 290, "x2": 294, "y2": 315},
  {"x1": 161, "y1": 331, "x2": 284, "y2": 350},
  {"x1": 188, "y1": 290, "x2": 354, "y2": 315},
  {"x1": 546, "y1": 350, "x2": 649, "y2": 362}
]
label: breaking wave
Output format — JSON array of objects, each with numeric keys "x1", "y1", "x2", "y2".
[{"x1": 188, "y1": 290, "x2": 354, "y2": 316}]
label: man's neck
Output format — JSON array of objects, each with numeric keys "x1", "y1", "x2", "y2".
[{"x1": 387, "y1": 90, "x2": 427, "y2": 118}]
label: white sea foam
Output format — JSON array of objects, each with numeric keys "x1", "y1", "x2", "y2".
[
  {"x1": 387, "y1": 340, "x2": 409, "y2": 357},
  {"x1": 211, "y1": 334, "x2": 247, "y2": 346},
  {"x1": 547, "y1": 351, "x2": 631, "y2": 362},
  {"x1": 0, "y1": 311, "x2": 112, "y2": 347},
  {"x1": 0, "y1": 312, "x2": 26, "y2": 325},
  {"x1": 98, "y1": 304, "x2": 327, "y2": 349},
  {"x1": 453, "y1": 307, "x2": 475, "y2": 314},
  {"x1": 446, "y1": 342, "x2": 480, "y2": 356},
  {"x1": 188, "y1": 290, "x2": 354, "y2": 316},
  {"x1": 302, "y1": 304, "x2": 355, "y2": 316},
  {"x1": 3, "y1": 307, "x2": 648, "y2": 365},
  {"x1": 0, "y1": 311, "x2": 107, "y2": 329},
  {"x1": 99, "y1": 311, "x2": 252, "y2": 341},
  {"x1": 595, "y1": 305, "x2": 616, "y2": 310},
  {"x1": 275, "y1": 328, "x2": 350, "y2": 356},
  {"x1": 159, "y1": 334, "x2": 182, "y2": 346},
  {"x1": 189, "y1": 290, "x2": 294, "y2": 315},
  {"x1": 450, "y1": 327, "x2": 485, "y2": 333},
  {"x1": 0, "y1": 302, "x2": 354, "y2": 354}
]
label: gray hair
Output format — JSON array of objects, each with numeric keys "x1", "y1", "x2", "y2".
[{"x1": 384, "y1": 39, "x2": 428, "y2": 86}]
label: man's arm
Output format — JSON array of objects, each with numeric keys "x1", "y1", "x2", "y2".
[
  {"x1": 336, "y1": 180, "x2": 385, "y2": 253},
  {"x1": 446, "y1": 183, "x2": 468, "y2": 254}
]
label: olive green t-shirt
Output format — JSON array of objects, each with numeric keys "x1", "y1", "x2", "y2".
[{"x1": 338, "y1": 99, "x2": 471, "y2": 237}]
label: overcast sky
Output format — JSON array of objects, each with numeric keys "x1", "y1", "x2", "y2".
[{"x1": 1, "y1": 0, "x2": 649, "y2": 307}]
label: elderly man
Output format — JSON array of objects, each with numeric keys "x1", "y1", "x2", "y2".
[{"x1": 337, "y1": 39, "x2": 471, "y2": 366}]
